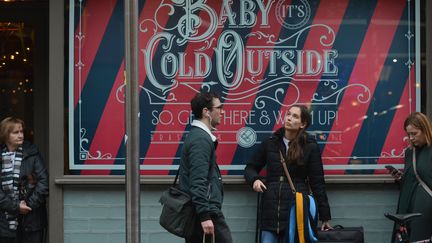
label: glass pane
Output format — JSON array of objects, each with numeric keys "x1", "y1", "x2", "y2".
[{"x1": 67, "y1": 0, "x2": 425, "y2": 177}]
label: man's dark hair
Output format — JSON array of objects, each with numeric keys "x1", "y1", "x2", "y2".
[{"x1": 190, "y1": 92, "x2": 220, "y2": 119}]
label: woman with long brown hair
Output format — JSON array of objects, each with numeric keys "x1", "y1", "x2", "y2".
[{"x1": 244, "y1": 105, "x2": 331, "y2": 243}]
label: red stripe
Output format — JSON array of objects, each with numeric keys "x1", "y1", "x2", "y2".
[
  {"x1": 215, "y1": 0, "x2": 294, "y2": 175},
  {"x1": 321, "y1": 0, "x2": 406, "y2": 169},
  {"x1": 74, "y1": 0, "x2": 117, "y2": 107},
  {"x1": 271, "y1": 0, "x2": 348, "y2": 127},
  {"x1": 140, "y1": 1, "x2": 224, "y2": 175},
  {"x1": 81, "y1": 1, "x2": 165, "y2": 175},
  {"x1": 270, "y1": 0, "x2": 347, "y2": 176},
  {"x1": 375, "y1": 65, "x2": 416, "y2": 173},
  {"x1": 81, "y1": 64, "x2": 124, "y2": 175},
  {"x1": 216, "y1": 0, "x2": 348, "y2": 175}
]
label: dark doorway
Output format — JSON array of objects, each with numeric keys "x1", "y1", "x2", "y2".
[
  {"x1": 0, "y1": 22, "x2": 35, "y2": 139},
  {"x1": 0, "y1": 1, "x2": 49, "y2": 158}
]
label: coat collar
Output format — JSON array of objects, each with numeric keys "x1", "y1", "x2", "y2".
[{"x1": 191, "y1": 120, "x2": 217, "y2": 142}]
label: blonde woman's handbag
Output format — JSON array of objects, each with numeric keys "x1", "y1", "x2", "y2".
[{"x1": 280, "y1": 151, "x2": 318, "y2": 243}]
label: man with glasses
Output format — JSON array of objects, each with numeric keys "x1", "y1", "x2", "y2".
[{"x1": 178, "y1": 91, "x2": 232, "y2": 243}]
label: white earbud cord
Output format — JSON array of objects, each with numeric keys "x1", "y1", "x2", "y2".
[{"x1": 208, "y1": 114, "x2": 216, "y2": 130}]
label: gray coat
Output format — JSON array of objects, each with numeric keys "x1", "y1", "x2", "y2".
[{"x1": 178, "y1": 126, "x2": 224, "y2": 222}]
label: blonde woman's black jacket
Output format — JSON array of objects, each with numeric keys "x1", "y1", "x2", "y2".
[
  {"x1": 0, "y1": 141, "x2": 48, "y2": 237},
  {"x1": 244, "y1": 128, "x2": 331, "y2": 233}
]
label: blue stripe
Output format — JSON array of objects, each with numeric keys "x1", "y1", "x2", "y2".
[
  {"x1": 74, "y1": 0, "x2": 124, "y2": 164},
  {"x1": 350, "y1": 2, "x2": 411, "y2": 174},
  {"x1": 169, "y1": 2, "x2": 254, "y2": 175},
  {"x1": 73, "y1": 0, "x2": 88, "y2": 31},
  {"x1": 227, "y1": 0, "x2": 320, "y2": 175},
  {"x1": 108, "y1": 0, "x2": 148, "y2": 175},
  {"x1": 137, "y1": 2, "x2": 196, "y2": 171},
  {"x1": 308, "y1": 0, "x2": 378, "y2": 149}
]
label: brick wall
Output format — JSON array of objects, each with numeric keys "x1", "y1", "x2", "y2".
[{"x1": 64, "y1": 183, "x2": 399, "y2": 243}]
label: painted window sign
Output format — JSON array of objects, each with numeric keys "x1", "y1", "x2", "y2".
[{"x1": 69, "y1": 0, "x2": 419, "y2": 176}]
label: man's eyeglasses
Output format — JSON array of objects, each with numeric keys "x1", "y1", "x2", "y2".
[{"x1": 212, "y1": 105, "x2": 223, "y2": 110}]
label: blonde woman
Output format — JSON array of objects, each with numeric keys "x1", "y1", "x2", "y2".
[{"x1": 0, "y1": 117, "x2": 48, "y2": 243}]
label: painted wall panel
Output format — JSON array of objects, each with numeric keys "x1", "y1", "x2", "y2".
[{"x1": 68, "y1": 0, "x2": 419, "y2": 175}]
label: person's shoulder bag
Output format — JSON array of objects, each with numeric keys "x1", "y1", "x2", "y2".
[
  {"x1": 280, "y1": 151, "x2": 318, "y2": 243},
  {"x1": 159, "y1": 162, "x2": 213, "y2": 238}
]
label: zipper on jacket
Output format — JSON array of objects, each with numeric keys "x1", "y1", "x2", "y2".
[{"x1": 276, "y1": 179, "x2": 283, "y2": 234}]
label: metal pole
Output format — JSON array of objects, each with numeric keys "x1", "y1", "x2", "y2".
[{"x1": 124, "y1": 0, "x2": 140, "y2": 242}]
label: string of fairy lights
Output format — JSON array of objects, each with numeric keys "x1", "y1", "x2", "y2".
[{"x1": 0, "y1": 22, "x2": 33, "y2": 95}]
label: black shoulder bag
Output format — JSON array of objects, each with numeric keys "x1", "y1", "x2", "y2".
[{"x1": 159, "y1": 163, "x2": 213, "y2": 238}]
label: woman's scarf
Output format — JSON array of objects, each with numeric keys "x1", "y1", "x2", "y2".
[{"x1": 1, "y1": 145, "x2": 23, "y2": 230}]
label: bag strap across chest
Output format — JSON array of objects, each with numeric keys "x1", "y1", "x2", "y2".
[
  {"x1": 280, "y1": 150, "x2": 296, "y2": 193},
  {"x1": 412, "y1": 148, "x2": 432, "y2": 197}
]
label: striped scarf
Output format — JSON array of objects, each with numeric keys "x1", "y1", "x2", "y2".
[{"x1": 1, "y1": 145, "x2": 23, "y2": 230}]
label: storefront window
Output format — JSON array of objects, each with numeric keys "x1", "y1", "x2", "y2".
[{"x1": 66, "y1": 0, "x2": 426, "y2": 178}]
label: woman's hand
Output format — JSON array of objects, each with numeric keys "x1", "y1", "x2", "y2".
[
  {"x1": 386, "y1": 165, "x2": 403, "y2": 181},
  {"x1": 19, "y1": 200, "x2": 32, "y2": 214},
  {"x1": 321, "y1": 220, "x2": 333, "y2": 231},
  {"x1": 252, "y1": 179, "x2": 267, "y2": 192},
  {"x1": 391, "y1": 170, "x2": 403, "y2": 182}
]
